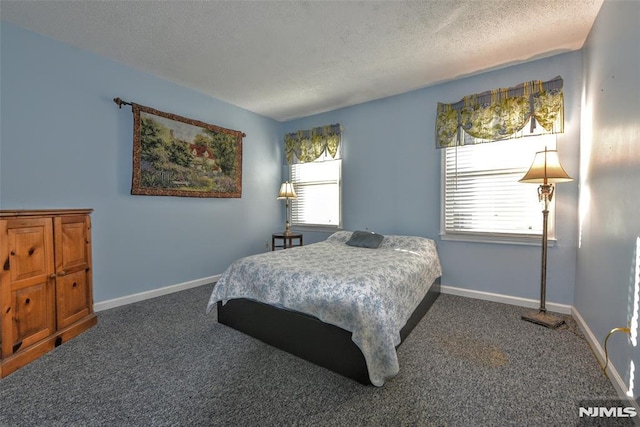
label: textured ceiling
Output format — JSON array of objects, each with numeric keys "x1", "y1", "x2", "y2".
[{"x1": 1, "y1": 0, "x2": 603, "y2": 121}]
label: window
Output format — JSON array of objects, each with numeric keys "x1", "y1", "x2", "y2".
[
  {"x1": 441, "y1": 135, "x2": 557, "y2": 242},
  {"x1": 290, "y1": 157, "x2": 341, "y2": 229}
]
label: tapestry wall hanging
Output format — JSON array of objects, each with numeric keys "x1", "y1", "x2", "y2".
[{"x1": 115, "y1": 98, "x2": 244, "y2": 198}]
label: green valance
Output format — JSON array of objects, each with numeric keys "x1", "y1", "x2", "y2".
[
  {"x1": 284, "y1": 124, "x2": 342, "y2": 164},
  {"x1": 435, "y1": 76, "x2": 564, "y2": 148}
]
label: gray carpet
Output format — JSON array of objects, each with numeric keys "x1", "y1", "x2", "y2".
[{"x1": 0, "y1": 284, "x2": 622, "y2": 426}]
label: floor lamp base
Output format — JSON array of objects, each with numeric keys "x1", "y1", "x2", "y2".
[{"x1": 521, "y1": 310, "x2": 565, "y2": 329}]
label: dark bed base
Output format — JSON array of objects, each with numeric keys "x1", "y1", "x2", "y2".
[{"x1": 216, "y1": 277, "x2": 441, "y2": 385}]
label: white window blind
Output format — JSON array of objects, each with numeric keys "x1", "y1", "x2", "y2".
[
  {"x1": 291, "y1": 159, "x2": 341, "y2": 228},
  {"x1": 442, "y1": 135, "x2": 556, "y2": 238}
]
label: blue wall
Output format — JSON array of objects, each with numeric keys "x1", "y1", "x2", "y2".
[
  {"x1": 577, "y1": 0, "x2": 640, "y2": 400},
  {"x1": 0, "y1": 22, "x2": 282, "y2": 303},
  {"x1": 284, "y1": 52, "x2": 582, "y2": 306}
]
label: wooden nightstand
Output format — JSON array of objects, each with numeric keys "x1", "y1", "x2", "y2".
[{"x1": 272, "y1": 232, "x2": 303, "y2": 251}]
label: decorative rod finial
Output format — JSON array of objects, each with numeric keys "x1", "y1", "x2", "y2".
[{"x1": 113, "y1": 97, "x2": 133, "y2": 109}]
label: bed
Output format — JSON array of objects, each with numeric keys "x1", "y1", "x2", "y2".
[{"x1": 206, "y1": 230, "x2": 442, "y2": 386}]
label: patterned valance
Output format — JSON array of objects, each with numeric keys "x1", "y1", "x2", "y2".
[
  {"x1": 284, "y1": 124, "x2": 342, "y2": 164},
  {"x1": 435, "y1": 76, "x2": 564, "y2": 148}
]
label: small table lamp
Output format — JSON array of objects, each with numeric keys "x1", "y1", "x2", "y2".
[
  {"x1": 277, "y1": 181, "x2": 297, "y2": 235},
  {"x1": 519, "y1": 148, "x2": 573, "y2": 328}
]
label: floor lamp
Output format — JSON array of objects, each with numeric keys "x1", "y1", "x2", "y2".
[
  {"x1": 519, "y1": 148, "x2": 573, "y2": 328},
  {"x1": 277, "y1": 181, "x2": 297, "y2": 235}
]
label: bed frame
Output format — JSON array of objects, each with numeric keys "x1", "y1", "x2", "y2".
[{"x1": 216, "y1": 277, "x2": 440, "y2": 385}]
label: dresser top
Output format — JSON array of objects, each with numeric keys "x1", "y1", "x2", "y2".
[{"x1": 0, "y1": 208, "x2": 93, "y2": 218}]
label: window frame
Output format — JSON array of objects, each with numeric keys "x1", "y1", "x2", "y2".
[
  {"x1": 289, "y1": 157, "x2": 342, "y2": 232},
  {"x1": 439, "y1": 137, "x2": 558, "y2": 246}
]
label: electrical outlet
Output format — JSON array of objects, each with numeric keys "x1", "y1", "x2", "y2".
[{"x1": 265, "y1": 240, "x2": 270, "y2": 251}]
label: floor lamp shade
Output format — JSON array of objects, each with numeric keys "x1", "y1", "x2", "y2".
[
  {"x1": 519, "y1": 148, "x2": 572, "y2": 328},
  {"x1": 519, "y1": 149, "x2": 573, "y2": 184},
  {"x1": 277, "y1": 181, "x2": 297, "y2": 235}
]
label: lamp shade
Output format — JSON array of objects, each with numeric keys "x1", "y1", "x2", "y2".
[
  {"x1": 277, "y1": 181, "x2": 297, "y2": 199},
  {"x1": 519, "y1": 149, "x2": 573, "y2": 184}
]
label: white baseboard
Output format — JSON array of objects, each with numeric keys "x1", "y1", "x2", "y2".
[
  {"x1": 440, "y1": 285, "x2": 572, "y2": 314},
  {"x1": 572, "y1": 306, "x2": 637, "y2": 405},
  {"x1": 94, "y1": 275, "x2": 219, "y2": 312}
]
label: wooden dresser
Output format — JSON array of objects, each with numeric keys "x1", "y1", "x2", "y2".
[{"x1": 0, "y1": 209, "x2": 96, "y2": 377}]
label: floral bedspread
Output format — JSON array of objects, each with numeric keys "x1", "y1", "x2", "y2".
[{"x1": 206, "y1": 231, "x2": 442, "y2": 386}]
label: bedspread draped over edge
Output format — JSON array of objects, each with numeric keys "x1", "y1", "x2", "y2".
[{"x1": 206, "y1": 231, "x2": 442, "y2": 386}]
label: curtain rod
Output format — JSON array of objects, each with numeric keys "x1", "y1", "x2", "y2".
[{"x1": 113, "y1": 97, "x2": 247, "y2": 137}]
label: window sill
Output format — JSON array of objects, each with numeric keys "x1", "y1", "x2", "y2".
[
  {"x1": 439, "y1": 232, "x2": 557, "y2": 247},
  {"x1": 291, "y1": 224, "x2": 343, "y2": 233}
]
